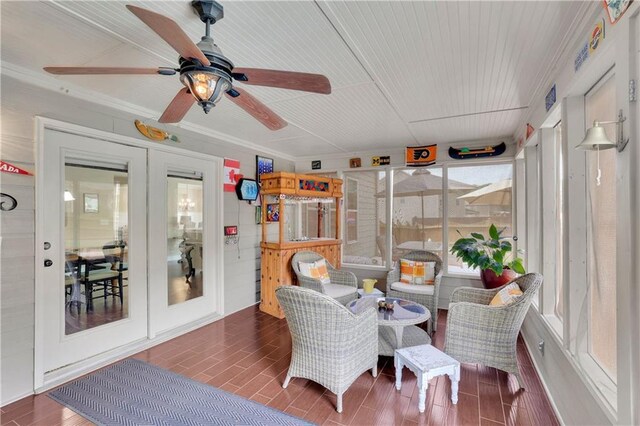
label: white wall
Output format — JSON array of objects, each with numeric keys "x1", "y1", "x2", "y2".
[
  {"x1": 514, "y1": 3, "x2": 640, "y2": 425},
  {"x1": 0, "y1": 75, "x2": 293, "y2": 405}
]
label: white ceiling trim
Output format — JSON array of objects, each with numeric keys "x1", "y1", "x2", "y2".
[
  {"x1": 315, "y1": 0, "x2": 419, "y2": 145},
  {"x1": 1, "y1": 62, "x2": 297, "y2": 162}
]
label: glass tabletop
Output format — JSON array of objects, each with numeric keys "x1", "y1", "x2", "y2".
[{"x1": 347, "y1": 297, "x2": 429, "y2": 324}]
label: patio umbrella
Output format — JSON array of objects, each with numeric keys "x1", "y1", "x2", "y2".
[
  {"x1": 376, "y1": 169, "x2": 475, "y2": 248},
  {"x1": 457, "y1": 178, "x2": 512, "y2": 205}
]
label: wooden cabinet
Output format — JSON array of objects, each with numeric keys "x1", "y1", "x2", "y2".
[{"x1": 258, "y1": 172, "x2": 343, "y2": 318}]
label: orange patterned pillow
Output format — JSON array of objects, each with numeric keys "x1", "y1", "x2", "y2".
[
  {"x1": 400, "y1": 259, "x2": 415, "y2": 283},
  {"x1": 413, "y1": 261, "x2": 436, "y2": 285},
  {"x1": 298, "y1": 259, "x2": 330, "y2": 284}
]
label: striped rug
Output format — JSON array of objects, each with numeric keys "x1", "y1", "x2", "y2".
[{"x1": 48, "y1": 358, "x2": 313, "y2": 426}]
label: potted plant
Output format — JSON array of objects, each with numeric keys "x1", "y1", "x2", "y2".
[{"x1": 450, "y1": 224, "x2": 525, "y2": 289}]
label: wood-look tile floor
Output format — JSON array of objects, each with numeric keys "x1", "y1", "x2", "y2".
[{"x1": 2, "y1": 306, "x2": 559, "y2": 426}]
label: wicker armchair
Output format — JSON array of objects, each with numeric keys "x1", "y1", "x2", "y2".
[
  {"x1": 275, "y1": 286, "x2": 378, "y2": 413},
  {"x1": 443, "y1": 273, "x2": 543, "y2": 388},
  {"x1": 386, "y1": 250, "x2": 443, "y2": 334},
  {"x1": 291, "y1": 251, "x2": 358, "y2": 305}
]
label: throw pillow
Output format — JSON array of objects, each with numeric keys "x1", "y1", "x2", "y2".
[
  {"x1": 400, "y1": 259, "x2": 415, "y2": 284},
  {"x1": 313, "y1": 259, "x2": 331, "y2": 285},
  {"x1": 489, "y1": 282, "x2": 523, "y2": 306},
  {"x1": 413, "y1": 261, "x2": 436, "y2": 285},
  {"x1": 298, "y1": 261, "x2": 314, "y2": 278},
  {"x1": 298, "y1": 260, "x2": 331, "y2": 285}
]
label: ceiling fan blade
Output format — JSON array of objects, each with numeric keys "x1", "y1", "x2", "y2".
[
  {"x1": 158, "y1": 88, "x2": 196, "y2": 123},
  {"x1": 44, "y1": 67, "x2": 176, "y2": 75},
  {"x1": 233, "y1": 68, "x2": 331, "y2": 94},
  {"x1": 126, "y1": 5, "x2": 210, "y2": 66},
  {"x1": 225, "y1": 87, "x2": 287, "y2": 131}
]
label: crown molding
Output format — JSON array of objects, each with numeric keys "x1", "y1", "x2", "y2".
[{"x1": 1, "y1": 62, "x2": 296, "y2": 162}]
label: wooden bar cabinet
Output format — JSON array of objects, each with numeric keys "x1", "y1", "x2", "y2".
[{"x1": 259, "y1": 172, "x2": 343, "y2": 318}]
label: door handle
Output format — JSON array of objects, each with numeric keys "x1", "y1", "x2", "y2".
[{"x1": 44, "y1": 259, "x2": 53, "y2": 267}]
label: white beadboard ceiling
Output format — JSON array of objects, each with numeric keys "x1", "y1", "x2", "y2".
[{"x1": 0, "y1": 1, "x2": 587, "y2": 158}]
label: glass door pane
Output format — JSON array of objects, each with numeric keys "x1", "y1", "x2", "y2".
[
  {"x1": 167, "y1": 175, "x2": 203, "y2": 305},
  {"x1": 148, "y1": 150, "x2": 221, "y2": 336},
  {"x1": 64, "y1": 163, "x2": 129, "y2": 335}
]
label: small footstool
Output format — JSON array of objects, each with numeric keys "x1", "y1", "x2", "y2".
[{"x1": 394, "y1": 344, "x2": 460, "y2": 413}]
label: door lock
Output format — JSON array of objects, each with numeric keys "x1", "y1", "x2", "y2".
[
  {"x1": 44, "y1": 242, "x2": 51, "y2": 250},
  {"x1": 44, "y1": 259, "x2": 53, "y2": 267}
]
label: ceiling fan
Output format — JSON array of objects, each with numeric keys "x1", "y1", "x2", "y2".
[{"x1": 43, "y1": 0, "x2": 331, "y2": 131}]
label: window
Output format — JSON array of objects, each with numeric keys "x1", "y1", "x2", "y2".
[
  {"x1": 392, "y1": 168, "x2": 443, "y2": 262},
  {"x1": 342, "y1": 171, "x2": 387, "y2": 267},
  {"x1": 584, "y1": 73, "x2": 617, "y2": 383},
  {"x1": 554, "y1": 121, "x2": 564, "y2": 320},
  {"x1": 447, "y1": 163, "x2": 513, "y2": 275},
  {"x1": 345, "y1": 177, "x2": 358, "y2": 243}
]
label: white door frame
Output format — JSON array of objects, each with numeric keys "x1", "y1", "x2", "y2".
[
  {"x1": 34, "y1": 117, "x2": 224, "y2": 391},
  {"x1": 148, "y1": 150, "x2": 223, "y2": 337}
]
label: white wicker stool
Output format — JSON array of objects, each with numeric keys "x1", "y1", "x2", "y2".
[{"x1": 394, "y1": 344, "x2": 460, "y2": 413}]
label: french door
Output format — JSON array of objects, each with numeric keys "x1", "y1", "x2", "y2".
[
  {"x1": 148, "y1": 150, "x2": 223, "y2": 336},
  {"x1": 39, "y1": 129, "x2": 148, "y2": 375}
]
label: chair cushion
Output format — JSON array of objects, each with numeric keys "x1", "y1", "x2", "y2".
[
  {"x1": 390, "y1": 281, "x2": 435, "y2": 295},
  {"x1": 323, "y1": 283, "x2": 356, "y2": 299},
  {"x1": 399, "y1": 259, "x2": 436, "y2": 285},
  {"x1": 298, "y1": 260, "x2": 331, "y2": 284},
  {"x1": 489, "y1": 282, "x2": 523, "y2": 306}
]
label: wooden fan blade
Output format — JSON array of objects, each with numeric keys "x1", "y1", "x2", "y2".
[
  {"x1": 233, "y1": 68, "x2": 331, "y2": 94},
  {"x1": 126, "y1": 5, "x2": 210, "y2": 66},
  {"x1": 44, "y1": 67, "x2": 175, "y2": 75},
  {"x1": 158, "y1": 88, "x2": 196, "y2": 123},
  {"x1": 225, "y1": 87, "x2": 287, "y2": 131}
]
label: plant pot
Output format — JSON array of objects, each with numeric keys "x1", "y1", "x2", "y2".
[{"x1": 480, "y1": 268, "x2": 517, "y2": 289}]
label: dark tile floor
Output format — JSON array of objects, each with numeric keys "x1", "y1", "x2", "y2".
[{"x1": 3, "y1": 306, "x2": 559, "y2": 426}]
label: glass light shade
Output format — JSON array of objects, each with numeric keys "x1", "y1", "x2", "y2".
[
  {"x1": 576, "y1": 122, "x2": 616, "y2": 151},
  {"x1": 181, "y1": 71, "x2": 231, "y2": 106},
  {"x1": 64, "y1": 190, "x2": 75, "y2": 201}
]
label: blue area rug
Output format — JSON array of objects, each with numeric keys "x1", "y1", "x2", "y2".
[{"x1": 48, "y1": 358, "x2": 313, "y2": 426}]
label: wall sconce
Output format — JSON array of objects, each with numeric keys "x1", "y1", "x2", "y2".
[
  {"x1": 576, "y1": 109, "x2": 629, "y2": 152},
  {"x1": 64, "y1": 191, "x2": 75, "y2": 201}
]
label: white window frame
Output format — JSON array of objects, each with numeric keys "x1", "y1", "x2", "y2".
[
  {"x1": 577, "y1": 69, "x2": 618, "y2": 409},
  {"x1": 442, "y1": 160, "x2": 516, "y2": 278},
  {"x1": 345, "y1": 177, "x2": 358, "y2": 244}
]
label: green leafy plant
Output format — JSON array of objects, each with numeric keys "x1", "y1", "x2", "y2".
[{"x1": 450, "y1": 224, "x2": 525, "y2": 276}]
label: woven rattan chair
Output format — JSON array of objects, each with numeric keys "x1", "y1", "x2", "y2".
[
  {"x1": 386, "y1": 250, "x2": 443, "y2": 334},
  {"x1": 443, "y1": 273, "x2": 543, "y2": 388},
  {"x1": 291, "y1": 251, "x2": 358, "y2": 305},
  {"x1": 275, "y1": 286, "x2": 378, "y2": 413}
]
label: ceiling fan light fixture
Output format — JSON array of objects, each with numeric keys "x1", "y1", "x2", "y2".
[{"x1": 180, "y1": 69, "x2": 231, "y2": 113}]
